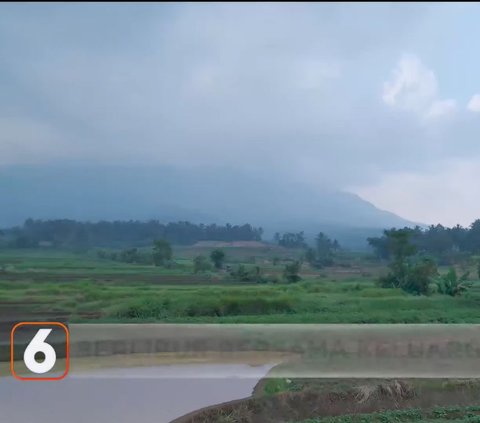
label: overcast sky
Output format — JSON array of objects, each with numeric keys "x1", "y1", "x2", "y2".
[{"x1": 1, "y1": 3, "x2": 480, "y2": 226}]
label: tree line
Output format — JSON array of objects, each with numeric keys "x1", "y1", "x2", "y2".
[
  {"x1": 1, "y1": 219, "x2": 264, "y2": 248},
  {"x1": 274, "y1": 231, "x2": 341, "y2": 269},
  {"x1": 368, "y1": 220, "x2": 480, "y2": 262}
]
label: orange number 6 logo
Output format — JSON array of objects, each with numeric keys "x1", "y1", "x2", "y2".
[{"x1": 10, "y1": 322, "x2": 70, "y2": 381}]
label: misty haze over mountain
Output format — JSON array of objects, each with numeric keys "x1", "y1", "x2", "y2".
[{"x1": 0, "y1": 165, "x2": 417, "y2": 248}]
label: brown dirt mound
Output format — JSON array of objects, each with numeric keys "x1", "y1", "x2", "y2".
[
  {"x1": 171, "y1": 380, "x2": 480, "y2": 423},
  {"x1": 354, "y1": 380, "x2": 414, "y2": 404}
]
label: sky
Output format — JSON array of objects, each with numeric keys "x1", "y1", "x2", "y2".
[{"x1": 1, "y1": 3, "x2": 480, "y2": 227}]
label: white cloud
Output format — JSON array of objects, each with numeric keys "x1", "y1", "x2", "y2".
[
  {"x1": 383, "y1": 55, "x2": 436, "y2": 111},
  {"x1": 467, "y1": 94, "x2": 480, "y2": 112},
  {"x1": 383, "y1": 54, "x2": 456, "y2": 120},
  {"x1": 426, "y1": 99, "x2": 457, "y2": 119}
]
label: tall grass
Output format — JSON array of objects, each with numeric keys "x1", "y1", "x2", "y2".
[
  {"x1": 113, "y1": 293, "x2": 294, "y2": 319},
  {"x1": 300, "y1": 406, "x2": 480, "y2": 423}
]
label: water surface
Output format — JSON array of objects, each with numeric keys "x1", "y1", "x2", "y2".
[{"x1": 0, "y1": 364, "x2": 275, "y2": 423}]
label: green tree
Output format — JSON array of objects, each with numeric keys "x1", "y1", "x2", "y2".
[
  {"x1": 119, "y1": 248, "x2": 141, "y2": 264},
  {"x1": 283, "y1": 261, "x2": 302, "y2": 283},
  {"x1": 210, "y1": 249, "x2": 226, "y2": 269},
  {"x1": 368, "y1": 227, "x2": 421, "y2": 260},
  {"x1": 306, "y1": 233, "x2": 339, "y2": 268},
  {"x1": 377, "y1": 229, "x2": 437, "y2": 295},
  {"x1": 193, "y1": 255, "x2": 211, "y2": 273},
  {"x1": 401, "y1": 257, "x2": 437, "y2": 295},
  {"x1": 276, "y1": 232, "x2": 307, "y2": 249},
  {"x1": 305, "y1": 248, "x2": 316, "y2": 265},
  {"x1": 368, "y1": 235, "x2": 390, "y2": 259},
  {"x1": 152, "y1": 239, "x2": 172, "y2": 266},
  {"x1": 315, "y1": 232, "x2": 335, "y2": 266}
]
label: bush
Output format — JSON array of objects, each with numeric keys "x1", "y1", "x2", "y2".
[
  {"x1": 115, "y1": 298, "x2": 167, "y2": 319},
  {"x1": 377, "y1": 257, "x2": 437, "y2": 295},
  {"x1": 113, "y1": 294, "x2": 295, "y2": 319},
  {"x1": 183, "y1": 296, "x2": 294, "y2": 317},
  {"x1": 97, "y1": 248, "x2": 152, "y2": 264},
  {"x1": 283, "y1": 261, "x2": 302, "y2": 283},
  {"x1": 436, "y1": 267, "x2": 472, "y2": 297},
  {"x1": 152, "y1": 239, "x2": 173, "y2": 267},
  {"x1": 228, "y1": 265, "x2": 266, "y2": 283},
  {"x1": 119, "y1": 248, "x2": 141, "y2": 264},
  {"x1": 220, "y1": 296, "x2": 294, "y2": 315},
  {"x1": 193, "y1": 255, "x2": 212, "y2": 273},
  {"x1": 210, "y1": 249, "x2": 226, "y2": 269}
]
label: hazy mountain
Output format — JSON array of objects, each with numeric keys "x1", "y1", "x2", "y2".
[{"x1": 0, "y1": 164, "x2": 418, "y2": 247}]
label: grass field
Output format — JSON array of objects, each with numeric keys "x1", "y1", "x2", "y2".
[{"x1": 0, "y1": 248, "x2": 480, "y2": 324}]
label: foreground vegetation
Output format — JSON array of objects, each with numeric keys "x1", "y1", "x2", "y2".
[
  {"x1": 300, "y1": 406, "x2": 480, "y2": 423},
  {"x1": 0, "y1": 247, "x2": 480, "y2": 324}
]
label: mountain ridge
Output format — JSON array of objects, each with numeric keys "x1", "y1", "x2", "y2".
[{"x1": 0, "y1": 164, "x2": 419, "y2": 248}]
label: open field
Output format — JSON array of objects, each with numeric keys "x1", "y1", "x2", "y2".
[{"x1": 0, "y1": 248, "x2": 479, "y2": 324}]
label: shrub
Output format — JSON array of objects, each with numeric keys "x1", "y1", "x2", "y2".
[
  {"x1": 283, "y1": 261, "x2": 302, "y2": 283},
  {"x1": 113, "y1": 294, "x2": 295, "y2": 319},
  {"x1": 193, "y1": 255, "x2": 212, "y2": 273},
  {"x1": 228, "y1": 265, "x2": 266, "y2": 283},
  {"x1": 115, "y1": 298, "x2": 166, "y2": 319},
  {"x1": 152, "y1": 239, "x2": 172, "y2": 266},
  {"x1": 97, "y1": 248, "x2": 152, "y2": 264},
  {"x1": 436, "y1": 267, "x2": 472, "y2": 297},
  {"x1": 377, "y1": 257, "x2": 438, "y2": 295},
  {"x1": 210, "y1": 249, "x2": 226, "y2": 269},
  {"x1": 119, "y1": 248, "x2": 141, "y2": 264}
]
